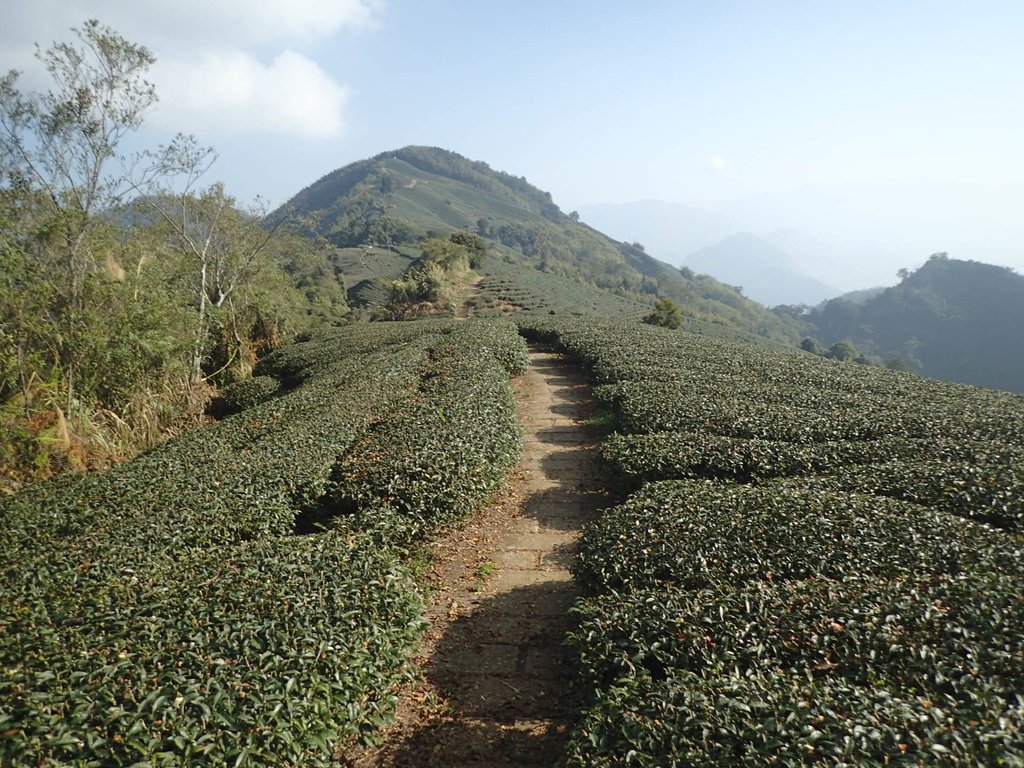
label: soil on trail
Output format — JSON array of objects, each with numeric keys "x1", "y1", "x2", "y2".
[
  {"x1": 453, "y1": 275, "x2": 485, "y2": 319},
  {"x1": 345, "y1": 348, "x2": 613, "y2": 768}
]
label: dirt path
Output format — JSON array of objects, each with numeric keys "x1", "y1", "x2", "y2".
[
  {"x1": 453, "y1": 275, "x2": 485, "y2": 319},
  {"x1": 346, "y1": 348, "x2": 611, "y2": 767}
]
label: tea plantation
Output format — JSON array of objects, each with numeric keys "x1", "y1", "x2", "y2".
[
  {"x1": 519, "y1": 317, "x2": 1024, "y2": 766},
  {"x1": 473, "y1": 260, "x2": 651, "y2": 320},
  {"x1": 5, "y1": 311, "x2": 1024, "y2": 766},
  {"x1": 0, "y1": 319, "x2": 526, "y2": 766}
]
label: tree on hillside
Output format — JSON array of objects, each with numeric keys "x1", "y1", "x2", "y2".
[
  {"x1": 644, "y1": 298, "x2": 683, "y2": 330},
  {"x1": 1, "y1": 21, "x2": 350, "y2": 488},
  {"x1": 774, "y1": 304, "x2": 809, "y2": 319},
  {"x1": 800, "y1": 337, "x2": 820, "y2": 354},
  {"x1": 380, "y1": 232, "x2": 486, "y2": 320},
  {"x1": 0, "y1": 20, "x2": 157, "y2": 411},
  {"x1": 826, "y1": 340, "x2": 860, "y2": 362},
  {"x1": 132, "y1": 134, "x2": 295, "y2": 384},
  {"x1": 368, "y1": 215, "x2": 419, "y2": 251},
  {"x1": 449, "y1": 230, "x2": 488, "y2": 268}
]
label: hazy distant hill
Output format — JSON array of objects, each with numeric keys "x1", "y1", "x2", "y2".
[
  {"x1": 806, "y1": 254, "x2": 1024, "y2": 392},
  {"x1": 812, "y1": 285, "x2": 886, "y2": 310},
  {"x1": 719, "y1": 178, "x2": 1024, "y2": 287},
  {"x1": 276, "y1": 147, "x2": 804, "y2": 342},
  {"x1": 683, "y1": 232, "x2": 840, "y2": 307},
  {"x1": 576, "y1": 200, "x2": 741, "y2": 263},
  {"x1": 764, "y1": 228, "x2": 901, "y2": 291},
  {"x1": 576, "y1": 200, "x2": 899, "y2": 294}
]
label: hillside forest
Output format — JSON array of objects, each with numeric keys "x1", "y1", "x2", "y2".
[
  {"x1": 801, "y1": 253, "x2": 1024, "y2": 392},
  {"x1": 0, "y1": 22, "x2": 349, "y2": 490}
]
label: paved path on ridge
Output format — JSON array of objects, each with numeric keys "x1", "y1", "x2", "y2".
[{"x1": 347, "y1": 347, "x2": 611, "y2": 767}]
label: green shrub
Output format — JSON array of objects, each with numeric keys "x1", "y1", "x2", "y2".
[
  {"x1": 567, "y1": 573, "x2": 1024, "y2": 767},
  {"x1": 806, "y1": 460, "x2": 1024, "y2": 532},
  {"x1": 574, "y1": 479, "x2": 1021, "y2": 594},
  {"x1": 0, "y1": 318, "x2": 526, "y2": 765},
  {"x1": 212, "y1": 374, "x2": 282, "y2": 416},
  {"x1": 328, "y1": 321, "x2": 525, "y2": 544},
  {"x1": 0, "y1": 532, "x2": 422, "y2": 766},
  {"x1": 519, "y1": 315, "x2": 1024, "y2": 766}
]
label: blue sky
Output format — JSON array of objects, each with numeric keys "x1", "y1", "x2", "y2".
[{"x1": 4, "y1": 0, "x2": 1024, "y2": 282}]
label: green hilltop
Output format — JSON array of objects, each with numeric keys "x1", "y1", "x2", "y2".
[
  {"x1": 806, "y1": 253, "x2": 1024, "y2": 392},
  {"x1": 276, "y1": 146, "x2": 804, "y2": 343}
]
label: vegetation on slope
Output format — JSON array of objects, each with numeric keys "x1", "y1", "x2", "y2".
[
  {"x1": 519, "y1": 316, "x2": 1024, "y2": 766},
  {"x1": 805, "y1": 253, "x2": 1024, "y2": 392},
  {"x1": 0, "y1": 22, "x2": 349, "y2": 491},
  {"x1": 375, "y1": 231, "x2": 486, "y2": 319},
  {"x1": 0, "y1": 320, "x2": 526, "y2": 766},
  {"x1": 276, "y1": 146, "x2": 805, "y2": 342}
]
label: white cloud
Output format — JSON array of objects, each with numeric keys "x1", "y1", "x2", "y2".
[
  {"x1": 1, "y1": 0, "x2": 378, "y2": 50},
  {"x1": 0, "y1": 0, "x2": 378, "y2": 138},
  {"x1": 152, "y1": 49, "x2": 348, "y2": 138}
]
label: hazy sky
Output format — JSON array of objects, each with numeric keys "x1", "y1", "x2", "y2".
[{"x1": 4, "y1": 0, "x2": 1023, "y2": 280}]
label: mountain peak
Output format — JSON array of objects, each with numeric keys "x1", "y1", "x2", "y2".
[{"x1": 276, "y1": 147, "x2": 807, "y2": 343}]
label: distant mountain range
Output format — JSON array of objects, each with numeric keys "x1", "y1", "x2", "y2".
[
  {"x1": 575, "y1": 200, "x2": 741, "y2": 262},
  {"x1": 581, "y1": 179, "x2": 1024, "y2": 294},
  {"x1": 683, "y1": 233, "x2": 839, "y2": 307},
  {"x1": 575, "y1": 204, "x2": 843, "y2": 304},
  {"x1": 578, "y1": 199, "x2": 885, "y2": 303}
]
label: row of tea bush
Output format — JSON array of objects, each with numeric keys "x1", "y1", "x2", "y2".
[
  {"x1": 519, "y1": 316, "x2": 1024, "y2": 766},
  {"x1": 0, "y1": 319, "x2": 526, "y2": 766}
]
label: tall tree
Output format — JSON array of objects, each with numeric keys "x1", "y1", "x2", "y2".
[
  {"x1": 0, "y1": 20, "x2": 156, "y2": 410},
  {"x1": 133, "y1": 134, "x2": 287, "y2": 383},
  {"x1": 643, "y1": 298, "x2": 684, "y2": 330}
]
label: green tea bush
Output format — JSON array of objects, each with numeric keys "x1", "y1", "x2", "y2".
[
  {"x1": 520, "y1": 315, "x2": 1024, "y2": 525},
  {"x1": 0, "y1": 318, "x2": 525, "y2": 765},
  {"x1": 477, "y1": 264, "x2": 651, "y2": 320},
  {"x1": 211, "y1": 374, "x2": 282, "y2": 417},
  {"x1": 567, "y1": 573, "x2": 1024, "y2": 767},
  {"x1": 600, "y1": 431, "x2": 917, "y2": 483},
  {"x1": 1, "y1": 532, "x2": 422, "y2": 766},
  {"x1": 601, "y1": 431, "x2": 1024, "y2": 490},
  {"x1": 573, "y1": 479, "x2": 1022, "y2": 594},
  {"x1": 518, "y1": 316, "x2": 1024, "y2": 766},
  {"x1": 806, "y1": 460, "x2": 1024, "y2": 532},
  {"x1": 329, "y1": 320, "x2": 526, "y2": 544}
]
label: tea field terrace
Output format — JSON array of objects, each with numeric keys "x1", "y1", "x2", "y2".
[
  {"x1": 0, "y1": 319, "x2": 528, "y2": 766},
  {"x1": 519, "y1": 316, "x2": 1024, "y2": 766}
]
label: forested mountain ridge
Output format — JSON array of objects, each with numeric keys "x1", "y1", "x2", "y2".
[
  {"x1": 806, "y1": 254, "x2": 1024, "y2": 392},
  {"x1": 274, "y1": 146, "x2": 805, "y2": 342}
]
